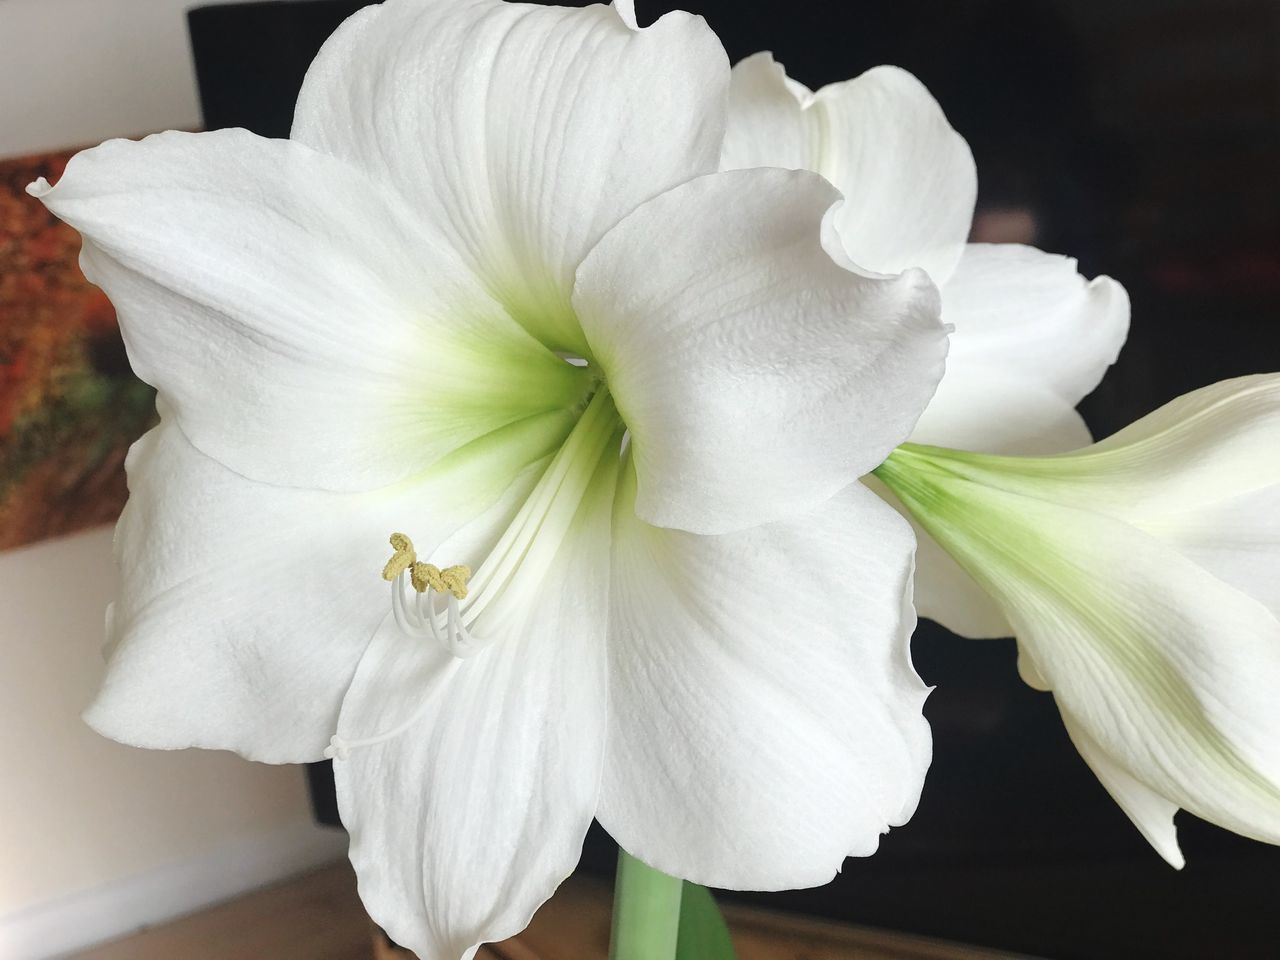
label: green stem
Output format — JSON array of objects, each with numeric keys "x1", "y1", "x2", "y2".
[{"x1": 607, "y1": 850, "x2": 684, "y2": 960}]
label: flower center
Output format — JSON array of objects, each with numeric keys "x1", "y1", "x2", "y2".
[{"x1": 324, "y1": 389, "x2": 622, "y2": 761}]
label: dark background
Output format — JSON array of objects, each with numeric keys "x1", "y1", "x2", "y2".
[{"x1": 189, "y1": 2, "x2": 1280, "y2": 957}]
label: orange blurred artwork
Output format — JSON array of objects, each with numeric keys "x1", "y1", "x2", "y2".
[{"x1": 0, "y1": 148, "x2": 155, "y2": 552}]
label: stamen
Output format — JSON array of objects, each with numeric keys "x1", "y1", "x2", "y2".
[
  {"x1": 381, "y1": 537, "x2": 489, "y2": 660},
  {"x1": 381, "y1": 532, "x2": 416, "y2": 581},
  {"x1": 410, "y1": 561, "x2": 471, "y2": 599}
]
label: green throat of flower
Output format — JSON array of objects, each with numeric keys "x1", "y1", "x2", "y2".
[
  {"x1": 872, "y1": 443, "x2": 1065, "y2": 602},
  {"x1": 386, "y1": 387, "x2": 622, "y2": 657}
]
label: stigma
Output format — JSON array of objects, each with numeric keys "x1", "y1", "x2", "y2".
[{"x1": 381, "y1": 532, "x2": 487, "y2": 659}]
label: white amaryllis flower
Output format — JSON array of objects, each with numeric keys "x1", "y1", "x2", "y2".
[
  {"x1": 719, "y1": 53, "x2": 1131, "y2": 636},
  {"x1": 874, "y1": 375, "x2": 1280, "y2": 868},
  {"x1": 31, "y1": 1, "x2": 951, "y2": 955}
]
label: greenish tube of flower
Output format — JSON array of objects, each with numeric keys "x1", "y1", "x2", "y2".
[{"x1": 872, "y1": 374, "x2": 1280, "y2": 868}]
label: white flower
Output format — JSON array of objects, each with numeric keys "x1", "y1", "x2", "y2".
[
  {"x1": 31, "y1": 1, "x2": 950, "y2": 955},
  {"x1": 719, "y1": 52, "x2": 1132, "y2": 636},
  {"x1": 874, "y1": 375, "x2": 1280, "y2": 867}
]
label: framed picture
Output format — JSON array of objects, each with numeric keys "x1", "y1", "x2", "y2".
[{"x1": 0, "y1": 149, "x2": 155, "y2": 552}]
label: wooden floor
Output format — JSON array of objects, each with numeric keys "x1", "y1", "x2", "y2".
[{"x1": 68, "y1": 862, "x2": 1029, "y2": 960}]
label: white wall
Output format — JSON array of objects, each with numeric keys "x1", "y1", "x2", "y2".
[
  {"x1": 0, "y1": 3, "x2": 348, "y2": 957},
  {"x1": 0, "y1": 0, "x2": 208, "y2": 160}
]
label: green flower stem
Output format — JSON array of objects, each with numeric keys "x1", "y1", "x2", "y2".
[{"x1": 608, "y1": 850, "x2": 684, "y2": 960}]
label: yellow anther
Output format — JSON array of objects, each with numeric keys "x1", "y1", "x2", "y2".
[
  {"x1": 386, "y1": 531, "x2": 471, "y2": 599},
  {"x1": 410, "y1": 562, "x2": 442, "y2": 594},
  {"x1": 439, "y1": 565, "x2": 472, "y2": 600},
  {"x1": 409, "y1": 562, "x2": 471, "y2": 599},
  {"x1": 381, "y1": 532, "x2": 417, "y2": 581}
]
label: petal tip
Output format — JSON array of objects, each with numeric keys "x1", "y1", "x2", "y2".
[
  {"x1": 26, "y1": 176, "x2": 52, "y2": 199},
  {"x1": 612, "y1": 0, "x2": 637, "y2": 29},
  {"x1": 80, "y1": 690, "x2": 128, "y2": 747}
]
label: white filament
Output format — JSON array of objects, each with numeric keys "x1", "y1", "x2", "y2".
[{"x1": 391, "y1": 571, "x2": 495, "y2": 659}]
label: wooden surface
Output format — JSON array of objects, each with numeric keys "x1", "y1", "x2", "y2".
[{"x1": 71, "y1": 862, "x2": 1032, "y2": 960}]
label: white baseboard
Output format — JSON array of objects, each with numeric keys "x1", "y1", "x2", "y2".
[{"x1": 0, "y1": 819, "x2": 349, "y2": 960}]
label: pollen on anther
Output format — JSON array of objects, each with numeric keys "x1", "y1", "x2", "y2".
[
  {"x1": 440, "y1": 565, "x2": 472, "y2": 600},
  {"x1": 381, "y1": 532, "x2": 416, "y2": 581},
  {"x1": 410, "y1": 561, "x2": 472, "y2": 599},
  {"x1": 410, "y1": 561, "x2": 439, "y2": 594}
]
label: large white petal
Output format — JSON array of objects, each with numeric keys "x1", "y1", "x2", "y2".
[
  {"x1": 1076, "y1": 375, "x2": 1280, "y2": 518},
  {"x1": 612, "y1": 0, "x2": 636, "y2": 28},
  {"x1": 331, "y1": 450, "x2": 616, "y2": 958},
  {"x1": 910, "y1": 369, "x2": 1094, "y2": 455},
  {"x1": 575, "y1": 168, "x2": 946, "y2": 535},
  {"x1": 964, "y1": 376, "x2": 1280, "y2": 522},
  {"x1": 963, "y1": 490, "x2": 1280, "y2": 853},
  {"x1": 721, "y1": 52, "x2": 818, "y2": 172},
  {"x1": 292, "y1": 0, "x2": 729, "y2": 354},
  {"x1": 32, "y1": 130, "x2": 587, "y2": 492},
  {"x1": 598, "y1": 466, "x2": 930, "y2": 889},
  {"x1": 923, "y1": 243, "x2": 1128, "y2": 451},
  {"x1": 85, "y1": 412, "x2": 571, "y2": 763},
  {"x1": 1142, "y1": 484, "x2": 1280, "y2": 621},
  {"x1": 722, "y1": 54, "x2": 975, "y2": 286},
  {"x1": 1061, "y1": 709, "x2": 1185, "y2": 868}
]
